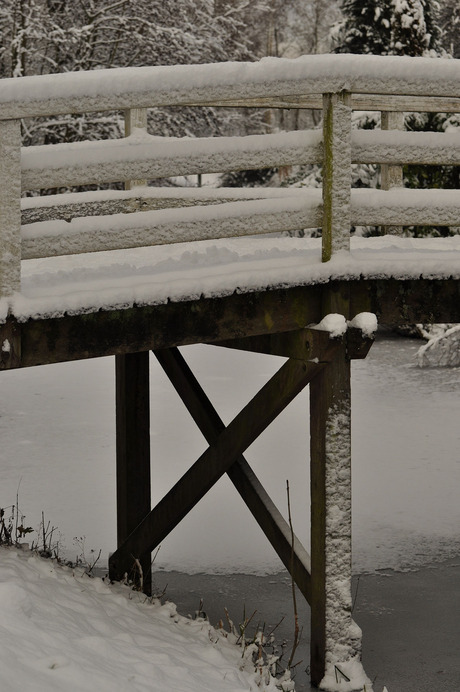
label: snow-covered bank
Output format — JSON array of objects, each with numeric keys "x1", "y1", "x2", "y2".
[{"x1": 0, "y1": 547, "x2": 284, "y2": 692}]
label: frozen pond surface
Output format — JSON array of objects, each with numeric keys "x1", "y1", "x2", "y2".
[{"x1": 0, "y1": 333, "x2": 458, "y2": 575}]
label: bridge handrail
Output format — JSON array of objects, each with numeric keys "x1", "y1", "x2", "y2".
[
  {"x1": 1, "y1": 54, "x2": 460, "y2": 117},
  {"x1": 1, "y1": 53, "x2": 460, "y2": 300},
  {"x1": 19, "y1": 129, "x2": 460, "y2": 192}
]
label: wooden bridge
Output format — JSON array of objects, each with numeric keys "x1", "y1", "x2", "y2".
[{"x1": 1, "y1": 53, "x2": 459, "y2": 689}]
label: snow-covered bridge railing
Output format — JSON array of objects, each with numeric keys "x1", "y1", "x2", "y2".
[{"x1": 2, "y1": 52, "x2": 460, "y2": 301}]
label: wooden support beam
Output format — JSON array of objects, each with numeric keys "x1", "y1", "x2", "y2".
[
  {"x1": 115, "y1": 107, "x2": 151, "y2": 593},
  {"x1": 115, "y1": 351, "x2": 151, "y2": 594},
  {"x1": 154, "y1": 346, "x2": 312, "y2": 604},
  {"x1": 109, "y1": 354, "x2": 332, "y2": 583},
  {"x1": 309, "y1": 340, "x2": 361, "y2": 687},
  {"x1": 212, "y1": 326, "x2": 374, "y2": 362},
  {"x1": 212, "y1": 327, "x2": 338, "y2": 361},
  {"x1": 1, "y1": 278, "x2": 458, "y2": 371},
  {"x1": 346, "y1": 327, "x2": 374, "y2": 360}
]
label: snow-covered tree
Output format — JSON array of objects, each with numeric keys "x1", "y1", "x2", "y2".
[
  {"x1": 334, "y1": 0, "x2": 392, "y2": 55},
  {"x1": 439, "y1": 0, "x2": 460, "y2": 57},
  {"x1": 333, "y1": 0, "x2": 442, "y2": 56},
  {"x1": 0, "y1": 0, "x2": 265, "y2": 79},
  {"x1": 390, "y1": 0, "x2": 441, "y2": 56}
]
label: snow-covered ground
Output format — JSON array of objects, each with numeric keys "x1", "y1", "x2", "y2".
[
  {"x1": 0, "y1": 547, "x2": 283, "y2": 692},
  {"x1": 0, "y1": 333, "x2": 458, "y2": 575}
]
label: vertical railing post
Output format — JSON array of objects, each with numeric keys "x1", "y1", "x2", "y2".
[
  {"x1": 381, "y1": 110, "x2": 404, "y2": 236},
  {"x1": 124, "y1": 107, "x2": 148, "y2": 189},
  {"x1": 0, "y1": 120, "x2": 22, "y2": 299},
  {"x1": 310, "y1": 339, "x2": 363, "y2": 688},
  {"x1": 112, "y1": 107, "x2": 151, "y2": 594},
  {"x1": 322, "y1": 92, "x2": 352, "y2": 262}
]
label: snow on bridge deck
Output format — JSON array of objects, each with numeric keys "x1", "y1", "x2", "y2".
[{"x1": 2, "y1": 233, "x2": 459, "y2": 323}]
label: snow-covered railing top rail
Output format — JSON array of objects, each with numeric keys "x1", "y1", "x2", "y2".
[
  {"x1": 1, "y1": 53, "x2": 460, "y2": 303},
  {"x1": 2, "y1": 54, "x2": 460, "y2": 117}
]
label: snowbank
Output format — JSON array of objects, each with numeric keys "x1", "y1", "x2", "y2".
[
  {"x1": 417, "y1": 324, "x2": 460, "y2": 367},
  {"x1": 0, "y1": 547, "x2": 282, "y2": 692}
]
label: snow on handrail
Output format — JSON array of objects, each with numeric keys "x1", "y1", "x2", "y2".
[
  {"x1": 20, "y1": 129, "x2": 460, "y2": 193},
  {"x1": 20, "y1": 189, "x2": 460, "y2": 261},
  {"x1": 20, "y1": 130, "x2": 323, "y2": 192},
  {"x1": 1, "y1": 54, "x2": 460, "y2": 119},
  {"x1": 21, "y1": 194, "x2": 323, "y2": 260}
]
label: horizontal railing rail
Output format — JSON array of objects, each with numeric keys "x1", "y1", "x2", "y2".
[
  {"x1": 2, "y1": 54, "x2": 460, "y2": 118},
  {"x1": 1, "y1": 53, "x2": 460, "y2": 301},
  {"x1": 20, "y1": 129, "x2": 460, "y2": 192},
  {"x1": 20, "y1": 131, "x2": 323, "y2": 191},
  {"x1": 20, "y1": 189, "x2": 460, "y2": 261}
]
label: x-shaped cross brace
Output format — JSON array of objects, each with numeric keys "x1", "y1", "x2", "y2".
[{"x1": 109, "y1": 328, "x2": 370, "y2": 595}]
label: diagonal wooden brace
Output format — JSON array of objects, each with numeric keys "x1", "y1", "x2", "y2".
[
  {"x1": 109, "y1": 336, "x2": 340, "y2": 583},
  {"x1": 154, "y1": 347, "x2": 312, "y2": 604}
]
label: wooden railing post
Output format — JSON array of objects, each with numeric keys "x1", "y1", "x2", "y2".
[
  {"x1": 322, "y1": 92, "x2": 352, "y2": 262},
  {"x1": 0, "y1": 120, "x2": 21, "y2": 298},
  {"x1": 124, "y1": 107, "x2": 148, "y2": 189},
  {"x1": 381, "y1": 110, "x2": 404, "y2": 236}
]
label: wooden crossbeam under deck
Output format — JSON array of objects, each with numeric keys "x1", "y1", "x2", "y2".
[{"x1": 212, "y1": 326, "x2": 374, "y2": 361}]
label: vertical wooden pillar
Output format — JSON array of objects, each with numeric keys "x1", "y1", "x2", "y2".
[
  {"x1": 381, "y1": 110, "x2": 404, "y2": 236},
  {"x1": 309, "y1": 341, "x2": 361, "y2": 687},
  {"x1": 0, "y1": 120, "x2": 21, "y2": 298},
  {"x1": 322, "y1": 91, "x2": 352, "y2": 262},
  {"x1": 115, "y1": 351, "x2": 151, "y2": 594}
]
